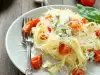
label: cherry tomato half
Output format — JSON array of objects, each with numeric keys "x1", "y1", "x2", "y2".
[
  {"x1": 23, "y1": 18, "x2": 40, "y2": 34},
  {"x1": 94, "y1": 50, "x2": 100, "y2": 62},
  {"x1": 23, "y1": 23, "x2": 32, "y2": 34},
  {"x1": 32, "y1": 18, "x2": 40, "y2": 27},
  {"x1": 72, "y1": 67, "x2": 85, "y2": 75},
  {"x1": 31, "y1": 55, "x2": 42, "y2": 69},
  {"x1": 59, "y1": 43, "x2": 71, "y2": 55}
]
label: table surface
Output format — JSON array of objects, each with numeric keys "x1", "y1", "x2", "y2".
[{"x1": 0, "y1": 0, "x2": 100, "y2": 75}]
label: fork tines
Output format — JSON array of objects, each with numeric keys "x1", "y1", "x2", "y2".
[{"x1": 21, "y1": 18, "x2": 33, "y2": 43}]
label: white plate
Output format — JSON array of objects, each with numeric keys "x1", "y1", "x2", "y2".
[{"x1": 5, "y1": 5, "x2": 100, "y2": 75}]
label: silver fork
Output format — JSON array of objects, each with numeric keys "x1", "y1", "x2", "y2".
[{"x1": 21, "y1": 18, "x2": 33, "y2": 75}]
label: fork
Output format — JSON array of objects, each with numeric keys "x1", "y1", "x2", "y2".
[{"x1": 21, "y1": 18, "x2": 33, "y2": 75}]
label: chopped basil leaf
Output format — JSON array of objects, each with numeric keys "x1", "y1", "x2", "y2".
[{"x1": 77, "y1": 4, "x2": 100, "y2": 24}]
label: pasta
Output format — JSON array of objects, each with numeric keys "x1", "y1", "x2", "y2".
[{"x1": 31, "y1": 9, "x2": 100, "y2": 74}]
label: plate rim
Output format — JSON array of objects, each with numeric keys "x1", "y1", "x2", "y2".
[{"x1": 5, "y1": 5, "x2": 75, "y2": 74}]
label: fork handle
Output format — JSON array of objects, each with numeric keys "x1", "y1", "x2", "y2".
[
  {"x1": 27, "y1": 42, "x2": 31, "y2": 68},
  {"x1": 26, "y1": 42, "x2": 33, "y2": 75}
]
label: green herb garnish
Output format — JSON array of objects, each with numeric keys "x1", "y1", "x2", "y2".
[{"x1": 77, "y1": 4, "x2": 100, "y2": 24}]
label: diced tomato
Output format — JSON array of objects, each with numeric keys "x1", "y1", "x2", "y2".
[
  {"x1": 72, "y1": 67, "x2": 85, "y2": 75},
  {"x1": 59, "y1": 43, "x2": 71, "y2": 55},
  {"x1": 23, "y1": 24, "x2": 32, "y2": 34},
  {"x1": 27, "y1": 18, "x2": 40, "y2": 27},
  {"x1": 40, "y1": 33, "x2": 48, "y2": 40},
  {"x1": 94, "y1": 50, "x2": 100, "y2": 62},
  {"x1": 81, "y1": 18, "x2": 88, "y2": 24},
  {"x1": 71, "y1": 24, "x2": 80, "y2": 29},
  {"x1": 47, "y1": 27, "x2": 52, "y2": 32},
  {"x1": 32, "y1": 18, "x2": 40, "y2": 27},
  {"x1": 23, "y1": 18, "x2": 40, "y2": 34},
  {"x1": 69, "y1": 18, "x2": 80, "y2": 31},
  {"x1": 31, "y1": 55, "x2": 42, "y2": 69},
  {"x1": 95, "y1": 30, "x2": 100, "y2": 38},
  {"x1": 47, "y1": 27, "x2": 53, "y2": 32}
]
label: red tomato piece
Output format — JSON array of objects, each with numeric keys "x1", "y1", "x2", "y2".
[
  {"x1": 72, "y1": 67, "x2": 85, "y2": 75},
  {"x1": 95, "y1": 30, "x2": 100, "y2": 38},
  {"x1": 32, "y1": 18, "x2": 40, "y2": 27},
  {"x1": 23, "y1": 24, "x2": 32, "y2": 34},
  {"x1": 40, "y1": 33, "x2": 48, "y2": 40},
  {"x1": 94, "y1": 50, "x2": 100, "y2": 62},
  {"x1": 81, "y1": 18, "x2": 88, "y2": 24},
  {"x1": 71, "y1": 24, "x2": 80, "y2": 29},
  {"x1": 70, "y1": 18, "x2": 80, "y2": 31},
  {"x1": 38, "y1": 54, "x2": 42, "y2": 65},
  {"x1": 23, "y1": 18, "x2": 40, "y2": 34},
  {"x1": 81, "y1": 0, "x2": 96, "y2": 6},
  {"x1": 26, "y1": 18, "x2": 40, "y2": 27},
  {"x1": 47, "y1": 27, "x2": 52, "y2": 32},
  {"x1": 59, "y1": 43, "x2": 71, "y2": 55},
  {"x1": 31, "y1": 55, "x2": 42, "y2": 69}
]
